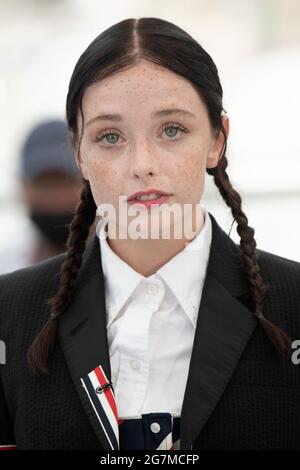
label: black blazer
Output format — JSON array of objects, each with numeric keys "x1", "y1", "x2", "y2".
[{"x1": 0, "y1": 213, "x2": 299, "y2": 450}]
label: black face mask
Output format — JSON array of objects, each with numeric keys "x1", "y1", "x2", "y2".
[{"x1": 29, "y1": 210, "x2": 74, "y2": 248}]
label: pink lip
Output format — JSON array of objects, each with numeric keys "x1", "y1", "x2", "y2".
[
  {"x1": 127, "y1": 188, "x2": 171, "y2": 201},
  {"x1": 127, "y1": 194, "x2": 171, "y2": 208}
]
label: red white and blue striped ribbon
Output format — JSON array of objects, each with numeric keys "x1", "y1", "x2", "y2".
[{"x1": 81, "y1": 364, "x2": 119, "y2": 450}]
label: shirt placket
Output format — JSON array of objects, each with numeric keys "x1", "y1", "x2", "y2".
[{"x1": 115, "y1": 278, "x2": 164, "y2": 418}]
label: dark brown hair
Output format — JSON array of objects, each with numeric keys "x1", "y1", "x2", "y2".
[{"x1": 27, "y1": 17, "x2": 292, "y2": 374}]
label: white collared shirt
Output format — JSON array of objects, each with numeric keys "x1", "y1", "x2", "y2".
[{"x1": 96, "y1": 205, "x2": 212, "y2": 419}]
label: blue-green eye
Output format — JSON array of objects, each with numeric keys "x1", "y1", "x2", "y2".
[
  {"x1": 105, "y1": 133, "x2": 119, "y2": 144},
  {"x1": 162, "y1": 123, "x2": 188, "y2": 139},
  {"x1": 96, "y1": 131, "x2": 120, "y2": 145}
]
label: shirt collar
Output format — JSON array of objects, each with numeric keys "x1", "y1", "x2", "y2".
[
  {"x1": 155, "y1": 205, "x2": 212, "y2": 327},
  {"x1": 97, "y1": 219, "x2": 144, "y2": 328},
  {"x1": 96, "y1": 204, "x2": 212, "y2": 328}
]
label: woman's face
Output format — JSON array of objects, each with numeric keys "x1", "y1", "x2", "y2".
[{"x1": 76, "y1": 59, "x2": 228, "y2": 236}]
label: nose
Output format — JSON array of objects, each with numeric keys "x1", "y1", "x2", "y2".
[{"x1": 128, "y1": 138, "x2": 159, "y2": 179}]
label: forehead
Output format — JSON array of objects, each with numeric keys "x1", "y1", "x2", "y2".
[{"x1": 81, "y1": 60, "x2": 206, "y2": 118}]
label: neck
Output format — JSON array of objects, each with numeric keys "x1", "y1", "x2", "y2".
[{"x1": 105, "y1": 206, "x2": 205, "y2": 277}]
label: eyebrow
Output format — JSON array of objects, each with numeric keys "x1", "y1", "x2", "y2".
[{"x1": 85, "y1": 108, "x2": 195, "y2": 127}]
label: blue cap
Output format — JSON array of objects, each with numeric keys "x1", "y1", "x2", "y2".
[{"x1": 20, "y1": 119, "x2": 80, "y2": 180}]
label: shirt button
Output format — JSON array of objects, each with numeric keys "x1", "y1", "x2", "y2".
[
  {"x1": 150, "y1": 422, "x2": 161, "y2": 433},
  {"x1": 130, "y1": 359, "x2": 140, "y2": 370},
  {"x1": 146, "y1": 284, "x2": 158, "y2": 295}
]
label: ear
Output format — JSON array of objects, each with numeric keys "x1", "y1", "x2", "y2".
[{"x1": 206, "y1": 114, "x2": 230, "y2": 169}]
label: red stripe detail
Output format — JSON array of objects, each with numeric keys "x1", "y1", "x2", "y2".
[
  {"x1": 94, "y1": 366, "x2": 118, "y2": 423},
  {"x1": 0, "y1": 446, "x2": 16, "y2": 450}
]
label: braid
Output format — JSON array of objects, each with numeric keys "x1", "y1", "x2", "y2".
[
  {"x1": 207, "y1": 126, "x2": 292, "y2": 360},
  {"x1": 27, "y1": 179, "x2": 97, "y2": 374}
]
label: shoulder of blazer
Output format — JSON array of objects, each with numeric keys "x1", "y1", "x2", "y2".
[
  {"x1": 0, "y1": 251, "x2": 63, "y2": 322},
  {"x1": 255, "y1": 247, "x2": 300, "y2": 296},
  {"x1": 0, "y1": 235, "x2": 99, "y2": 334},
  {"x1": 249, "y1": 247, "x2": 300, "y2": 337},
  {"x1": 256, "y1": 246, "x2": 300, "y2": 274},
  {"x1": 0, "y1": 252, "x2": 67, "y2": 359}
]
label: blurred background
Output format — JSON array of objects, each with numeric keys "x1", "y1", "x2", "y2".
[{"x1": 0, "y1": 0, "x2": 299, "y2": 274}]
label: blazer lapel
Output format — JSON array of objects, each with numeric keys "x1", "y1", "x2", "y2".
[
  {"x1": 179, "y1": 213, "x2": 258, "y2": 449},
  {"x1": 57, "y1": 235, "x2": 120, "y2": 450}
]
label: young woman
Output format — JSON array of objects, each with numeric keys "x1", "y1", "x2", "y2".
[{"x1": 0, "y1": 17, "x2": 299, "y2": 451}]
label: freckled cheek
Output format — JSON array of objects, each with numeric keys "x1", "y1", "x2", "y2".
[
  {"x1": 177, "y1": 153, "x2": 202, "y2": 179},
  {"x1": 173, "y1": 153, "x2": 204, "y2": 201},
  {"x1": 88, "y1": 161, "x2": 121, "y2": 204}
]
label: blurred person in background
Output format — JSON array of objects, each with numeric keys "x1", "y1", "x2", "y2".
[{"x1": 0, "y1": 119, "x2": 95, "y2": 274}]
